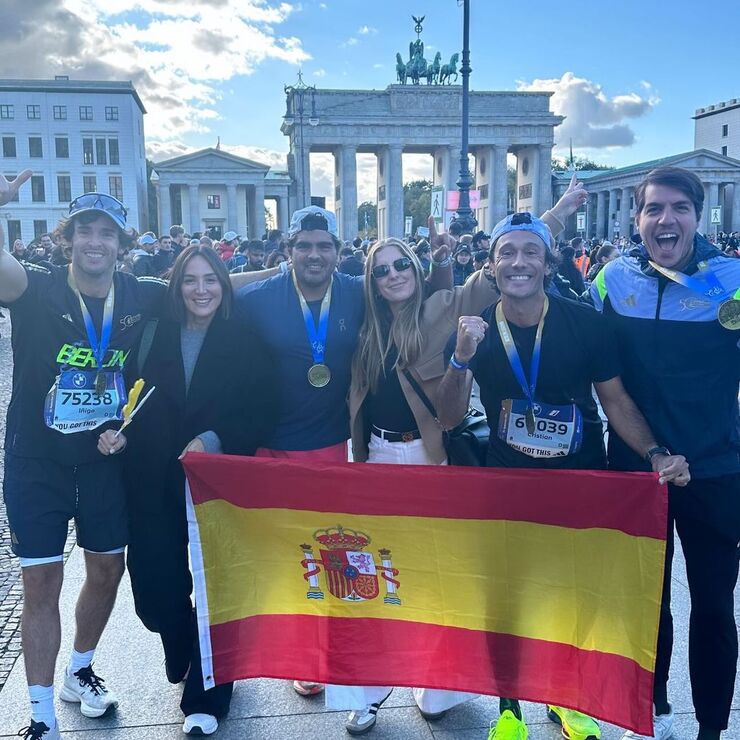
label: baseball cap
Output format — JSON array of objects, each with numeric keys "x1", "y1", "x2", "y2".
[
  {"x1": 139, "y1": 233, "x2": 157, "y2": 246},
  {"x1": 223, "y1": 231, "x2": 238, "y2": 242},
  {"x1": 288, "y1": 206, "x2": 337, "y2": 237},
  {"x1": 490, "y1": 212, "x2": 551, "y2": 251},
  {"x1": 68, "y1": 193, "x2": 127, "y2": 230}
]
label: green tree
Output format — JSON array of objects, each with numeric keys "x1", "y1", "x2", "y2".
[
  {"x1": 551, "y1": 156, "x2": 615, "y2": 172},
  {"x1": 358, "y1": 201, "x2": 377, "y2": 239},
  {"x1": 403, "y1": 179, "x2": 432, "y2": 234}
]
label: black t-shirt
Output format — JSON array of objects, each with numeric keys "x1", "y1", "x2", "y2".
[
  {"x1": 3, "y1": 263, "x2": 166, "y2": 464},
  {"x1": 447, "y1": 295, "x2": 620, "y2": 470},
  {"x1": 366, "y1": 349, "x2": 418, "y2": 433}
]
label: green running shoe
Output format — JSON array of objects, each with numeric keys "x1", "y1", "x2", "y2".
[
  {"x1": 488, "y1": 710, "x2": 529, "y2": 740},
  {"x1": 547, "y1": 705, "x2": 601, "y2": 740}
]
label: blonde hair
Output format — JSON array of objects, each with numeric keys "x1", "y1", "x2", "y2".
[{"x1": 353, "y1": 238, "x2": 426, "y2": 393}]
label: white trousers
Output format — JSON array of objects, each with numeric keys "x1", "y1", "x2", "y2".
[{"x1": 326, "y1": 434, "x2": 471, "y2": 714}]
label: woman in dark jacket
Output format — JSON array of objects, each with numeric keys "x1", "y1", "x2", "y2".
[
  {"x1": 557, "y1": 245, "x2": 586, "y2": 296},
  {"x1": 113, "y1": 245, "x2": 276, "y2": 735}
]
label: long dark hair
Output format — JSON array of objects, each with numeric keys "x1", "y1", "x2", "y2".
[{"x1": 167, "y1": 245, "x2": 232, "y2": 323}]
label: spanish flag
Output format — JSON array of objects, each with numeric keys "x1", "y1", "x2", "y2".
[{"x1": 183, "y1": 454, "x2": 666, "y2": 734}]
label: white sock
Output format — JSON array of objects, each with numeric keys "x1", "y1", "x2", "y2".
[
  {"x1": 28, "y1": 684, "x2": 56, "y2": 728},
  {"x1": 67, "y1": 647, "x2": 95, "y2": 675}
]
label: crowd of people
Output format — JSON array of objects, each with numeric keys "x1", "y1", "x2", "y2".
[{"x1": 0, "y1": 164, "x2": 737, "y2": 740}]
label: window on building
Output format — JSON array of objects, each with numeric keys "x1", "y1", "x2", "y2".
[
  {"x1": 2, "y1": 137, "x2": 16, "y2": 158},
  {"x1": 55, "y1": 137, "x2": 69, "y2": 158},
  {"x1": 83, "y1": 175, "x2": 97, "y2": 193},
  {"x1": 109, "y1": 176, "x2": 123, "y2": 201},
  {"x1": 4, "y1": 174, "x2": 19, "y2": 202},
  {"x1": 105, "y1": 106, "x2": 119, "y2": 121},
  {"x1": 0, "y1": 105, "x2": 14, "y2": 119},
  {"x1": 82, "y1": 138, "x2": 94, "y2": 165},
  {"x1": 33, "y1": 220, "x2": 48, "y2": 239},
  {"x1": 207, "y1": 195, "x2": 220, "y2": 209},
  {"x1": 96, "y1": 138, "x2": 107, "y2": 165},
  {"x1": 26, "y1": 105, "x2": 41, "y2": 120},
  {"x1": 79, "y1": 106, "x2": 93, "y2": 121},
  {"x1": 53, "y1": 105, "x2": 67, "y2": 120},
  {"x1": 722, "y1": 124, "x2": 729, "y2": 137},
  {"x1": 108, "y1": 138, "x2": 119, "y2": 165},
  {"x1": 31, "y1": 175, "x2": 45, "y2": 203},
  {"x1": 28, "y1": 137, "x2": 43, "y2": 158},
  {"x1": 722, "y1": 146, "x2": 728, "y2": 156},
  {"x1": 7, "y1": 220, "x2": 21, "y2": 244},
  {"x1": 57, "y1": 175, "x2": 72, "y2": 202}
]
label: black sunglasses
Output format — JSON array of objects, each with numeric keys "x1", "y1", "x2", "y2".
[
  {"x1": 510, "y1": 212, "x2": 533, "y2": 226},
  {"x1": 371, "y1": 256, "x2": 413, "y2": 279},
  {"x1": 299, "y1": 214, "x2": 329, "y2": 232}
]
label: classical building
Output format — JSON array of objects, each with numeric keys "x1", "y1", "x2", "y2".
[
  {"x1": 0, "y1": 77, "x2": 148, "y2": 243},
  {"x1": 152, "y1": 148, "x2": 291, "y2": 239},
  {"x1": 282, "y1": 85, "x2": 563, "y2": 239},
  {"x1": 694, "y1": 97, "x2": 740, "y2": 160},
  {"x1": 551, "y1": 149, "x2": 740, "y2": 240}
]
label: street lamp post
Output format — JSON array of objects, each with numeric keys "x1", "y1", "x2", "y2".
[
  {"x1": 452, "y1": 0, "x2": 477, "y2": 234},
  {"x1": 284, "y1": 71, "x2": 318, "y2": 209}
]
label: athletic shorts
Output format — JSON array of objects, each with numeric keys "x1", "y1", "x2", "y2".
[{"x1": 3, "y1": 452, "x2": 128, "y2": 559}]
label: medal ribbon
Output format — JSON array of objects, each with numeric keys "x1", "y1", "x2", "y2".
[
  {"x1": 291, "y1": 270, "x2": 332, "y2": 365},
  {"x1": 648, "y1": 260, "x2": 734, "y2": 303},
  {"x1": 495, "y1": 296, "x2": 549, "y2": 412},
  {"x1": 67, "y1": 268, "x2": 115, "y2": 372}
]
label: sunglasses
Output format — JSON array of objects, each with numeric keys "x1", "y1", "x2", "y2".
[
  {"x1": 69, "y1": 193, "x2": 128, "y2": 223},
  {"x1": 510, "y1": 212, "x2": 533, "y2": 226},
  {"x1": 298, "y1": 214, "x2": 329, "y2": 232},
  {"x1": 371, "y1": 256, "x2": 413, "y2": 279}
]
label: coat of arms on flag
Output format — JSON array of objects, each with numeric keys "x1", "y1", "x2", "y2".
[{"x1": 299, "y1": 525, "x2": 401, "y2": 605}]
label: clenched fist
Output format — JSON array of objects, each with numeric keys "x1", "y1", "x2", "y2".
[{"x1": 454, "y1": 316, "x2": 488, "y2": 364}]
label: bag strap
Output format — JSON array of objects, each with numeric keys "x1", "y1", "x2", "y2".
[
  {"x1": 402, "y1": 369, "x2": 439, "y2": 421},
  {"x1": 137, "y1": 319, "x2": 159, "y2": 374}
]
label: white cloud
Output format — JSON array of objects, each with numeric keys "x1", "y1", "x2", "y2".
[
  {"x1": 0, "y1": 0, "x2": 309, "y2": 155},
  {"x1": 319, "y1": 2, "x2": 327, "y2": 7},
  {"x1": 373, "y1": 64, "x2": 384, "y2": 69},
  {"x1": 313, "y1": 68, "x2": 327, "y2": 77},
  {"x1": 341, "y1": 37, "x2": 358, "y2": 47},
  {"x1": 358, "y1": 25, "x2": 377, "y2": 35},
  {"x1": 516, "y1": 72, "x2": 660, "y2": 151}
]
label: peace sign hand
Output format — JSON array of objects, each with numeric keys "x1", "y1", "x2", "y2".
[
  {"x1": 428, "y1": 215, "x2": 455, "y2": 263},
  {"x1": 550, "y1": 172, "x2": 589, "y2": 222},
  {"x1": 0, "y1": 170, "x2": 32, "y2": 207}
]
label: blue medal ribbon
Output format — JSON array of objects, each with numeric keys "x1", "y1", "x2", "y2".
[
  {"x1": 495, "y1": 297, "x2": 549, "y2": 433},
  {"x1": 291, "y1": 270, "x2": 332, "y2": 366},
  {"x1": 648, "y1": 260, "x2": 733, "y2": 303}
]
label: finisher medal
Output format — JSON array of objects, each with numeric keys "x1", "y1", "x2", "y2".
[
  {"x1": 717, "y1": 298, "x2": 740, "y2": 330},
  {"x1": 308, "y1": 363, "x2": 331, "y2": 388},
  {"x1": 95, "y1": 371, "x2": 107, "y2": 397}
]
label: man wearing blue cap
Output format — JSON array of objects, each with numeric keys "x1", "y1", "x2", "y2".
[
  {"x1": 0, "y1": 176, "x2": 167, "y2": 739},
  {"x1": 437, "y1": 211, "x2": 690, "y2": 740}
]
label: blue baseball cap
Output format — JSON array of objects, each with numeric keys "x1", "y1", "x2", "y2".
[
  {"x1": 490, "y1": 212, "x2": 552, "y2": 252},
  {"x1": 68, "y1": 193, "x2": 127, "y2": 230},
  {"x1": 289, "y1": 206, "x2": 337, "y2": 237}
]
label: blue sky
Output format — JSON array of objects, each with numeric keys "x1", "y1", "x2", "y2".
[{"x1": 5, "y1": 0, "x2": 737, "y2": 202}]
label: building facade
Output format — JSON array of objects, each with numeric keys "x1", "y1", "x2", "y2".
[
  {"x1": 153, "y1": 148, "x2": 291, "y2": 239},
  {"x1": 0, "y1": 77, "x2": 148, "y2": 244},
  {"x1": 551, "y1": 149, "x2": 740, "y2": 240},
  {"x1": 694, "y1": 98, "x2": 740, "y2": 160}
]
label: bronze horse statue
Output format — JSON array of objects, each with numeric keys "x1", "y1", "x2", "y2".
[{"x1": 439, "y1": 53, "x2": 459, "y2": 85}]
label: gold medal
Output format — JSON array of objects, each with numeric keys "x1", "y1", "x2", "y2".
[
  {"x1": 307, "y1": 363, "x2": 331, "y2": 388},
  {"x1": 95, "y1": 371, "x2": 107, "y2": 396},
  {"x1": 717, "y1": 298, "x2": 740, "y2": 330}
]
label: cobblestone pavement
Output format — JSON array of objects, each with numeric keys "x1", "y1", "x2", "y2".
[{"x1": 0, "y1": 314, "x2": 74, "y2": 690}]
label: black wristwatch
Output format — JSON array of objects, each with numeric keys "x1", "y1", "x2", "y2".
[{"x1": 645, "y1": 445, "x2": 670, "y2": 462}]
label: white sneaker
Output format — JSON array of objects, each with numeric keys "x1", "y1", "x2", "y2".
[
  {"x1": 621, "y1": 706, "x2": 674, "y2": 740},
  {"x1": 345, "y1": 690, "x2": 393, "y2": 735},
  {"x1": 183, "y1": 713, "x2": 218, "y2": 735},
  {"x1": 18, "y1": 720, "x2": 61, "y2": 739},
  {"x1": 59, "y1": 664, "x2": 119, "y2": 718}
]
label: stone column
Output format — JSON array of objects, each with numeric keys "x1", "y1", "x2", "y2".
[
  {"x1": 294, "y1": 140, "x2": 311, "y2": 210},
  {"x1": 337, "y1": 144, "x2": 358, "y2": 240},
  {"x1": 585, "y1": 194, "x2": 593, "y2": 238},
  {"x1": 537, "y1": 145, "x2": 553, "y2": 214},
  {"x1": 701, "y1": 182, "x2": 711, "y2": 234},
  {"x1": 732, "y1": 182, "x2": 740, "y2": 232},
  {"x1": 595, "y1": 191, "x2": 606, "y2": 240},
  {"x1": 619, "y1": 187, "x2": 632, "y2": 237},
  {"x1": 188, "y1": 184, "x2": 200, "y2": 234},
  {"x1": 608, "y1": 189, "x2": 618, "y2": 240},
  {"x1": 278, "y1": 196, "x2": 290, "y2": 233},
  {"x1": 253, "y1": 180, "x2": 266, "y2": 240},
  {"x1": 158, "y1": 183, "x2": 171, "y2": 231},
  {"x1": 387, "y1": 144, "x2": 404, "y2": 239},
  {"x1": 708, "y1": 182, "x2": 720, "y2": 236},
  {"x1": 491, "y1": 145, "x2": 508, "y2": 230},
  {"x1": 226, "y1": 184, "x2": 238, "y2": 233},
  {"x1": 447, "y1": 145, "x2": 461, "y2": 195}
]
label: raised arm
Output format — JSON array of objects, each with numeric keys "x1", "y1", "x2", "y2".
[
  {"x1": 0, "y1": 171, "x2": 33, "y2": 303},
  {"x1": 541, "y1": 173, "x2": 589, "y2": 239},
  {"x1": 425, "y1": 215, "x2": 453, "y2": 292}
]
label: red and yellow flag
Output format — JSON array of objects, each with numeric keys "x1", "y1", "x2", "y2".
[{"x1": 183, "y1": 454, "x2": 667, "y2": 734}]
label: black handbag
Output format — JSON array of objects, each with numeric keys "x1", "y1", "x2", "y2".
[{"x1": 402, "y1": 370, "x2": 490, "y2": 467}]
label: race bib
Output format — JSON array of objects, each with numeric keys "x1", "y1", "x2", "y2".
[
  {"x1": 44, "y1": 370, "x2": 125, "y2": 434},
  {"x1": 497, "y1": 399, "x2": 583, "y2": 458}
]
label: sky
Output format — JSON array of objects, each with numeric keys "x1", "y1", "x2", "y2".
[{"x1": 1, "y1": 0, "x2": 737, "y2": 205}]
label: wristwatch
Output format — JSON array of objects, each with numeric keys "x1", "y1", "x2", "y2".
[{"x1": 645, "y1": 445, "x2": 670, "y2": 462}]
